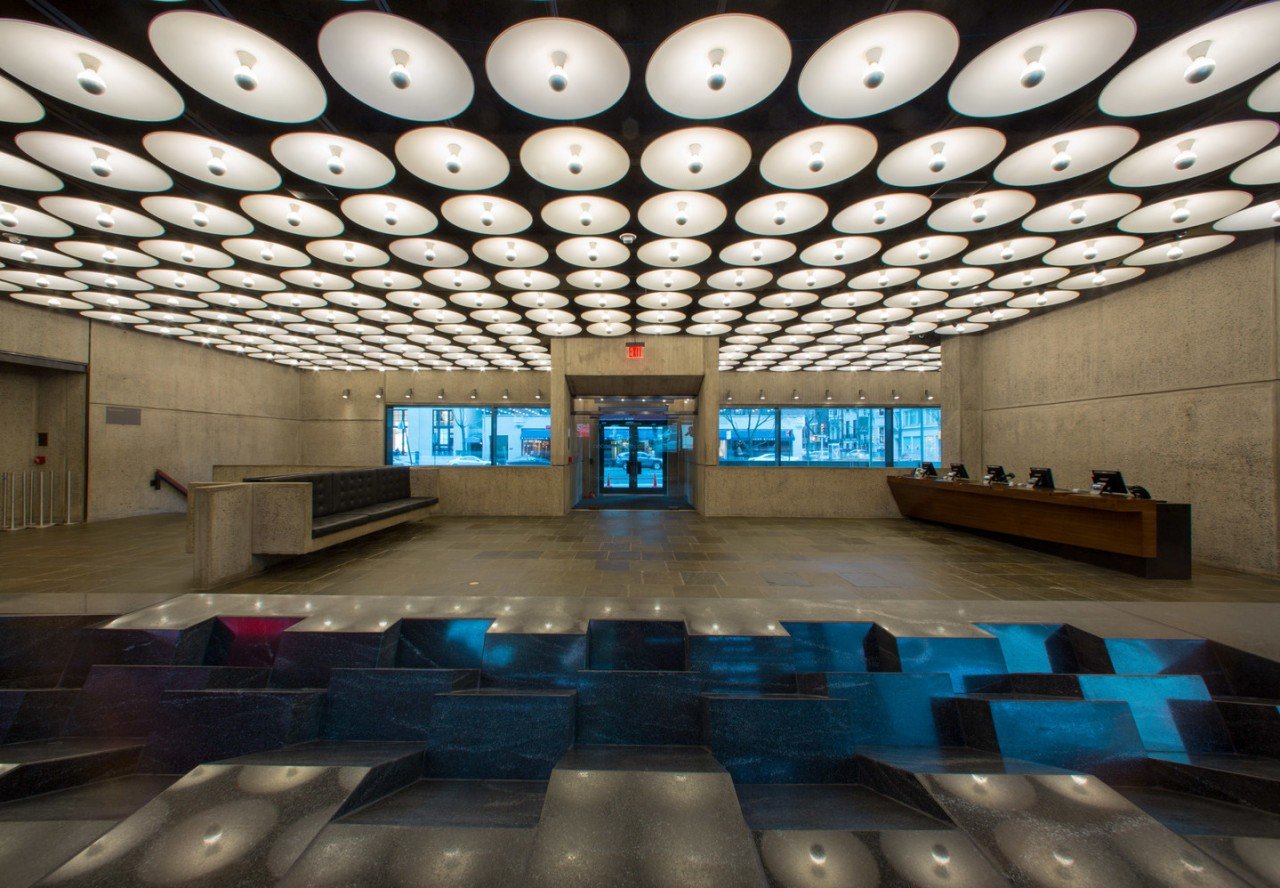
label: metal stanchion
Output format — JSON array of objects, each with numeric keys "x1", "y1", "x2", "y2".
[
  {"x1": 34, "y1": 470, "x2": 54, "y2": 529},
  {"x1": 22, "y1": 470, "x2": 31, "y2": 529},
  {"x1": 62, "y1": 469, "x2": 78, "y2": 526}
]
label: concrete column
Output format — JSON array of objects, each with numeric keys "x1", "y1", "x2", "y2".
[{"x1": 940, "y1": 336, "x2": 983, "y2": 470}]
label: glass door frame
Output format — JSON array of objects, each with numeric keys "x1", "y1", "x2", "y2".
[{"x1": 598, "y1": 419, "x2": 668, "y2": 496}]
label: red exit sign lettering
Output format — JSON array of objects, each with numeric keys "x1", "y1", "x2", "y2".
[{"x1": 625, "y1": 341, "x2": 645, "y2": 359}]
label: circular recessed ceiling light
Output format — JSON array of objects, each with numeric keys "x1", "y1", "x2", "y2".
[
  {"x1": 15, "y1": 132, "x2": 171, "y2": 192},
  {"x1": 440, "y1": 195, "x2": 532, "y2": 236},
  {"x1": 306, "y1": 240, "x2": 390, "y2": 268},
  {"x1": 520, "y1": 127, "x2": 629, "y2": 191},
  {"x1": 759, "y1": 125, "x2": 877, "y2": 190},
  {"x1": 799, "y1": 11, "x2": 958, "y2": 119},
  {"x1": 139, "y1": 240, "x2": 232, "y2": 269},
  {"x1": 927, "y1": 190, "x2": 1035, "y2": 233},
  {"x1": 486, "y1": 17, "x2": 628, "y2": 120},
  {"x1": 1250, "y1": 67, "x2": 1280, "y2": 113},
  {"x1": 963, "y1": 236, "x2": 1055, "y2": 265},
  {"x1": 541, "y1": 195, "x2": 629, "y2": 235},
  {"x1": 1109, "y1": 120, "x2": 1279, "y2": 188},
  {"x1": 847, "y1": 267, "x2": 920, "y2": 289},
  {"x1": 918, "y1": 267, "x2": 994, "y2": 290},
  {"x1": 240, "y1": 194, "x2": 343, "y2": 238},
  {"x1": 281, "y1": 269, "x2": 354, "y2": 292},
  {"x1": 0, "y1": 19, "x2": 182, "y2": 121},
  {"x1": 11, "y1": 292, "x2": 93, "y2": 310},
  {"x1": 640, "y1": 127, "x2": 751, "y2": 191},
  {"x1": 878, "y1": 127, "x2": 1005, "y2": 187},
  {"x1": 777, "y1": 268, "x2": 846, "y2": 290},
  {"x1": 136, "y1": 268, "x2": 218, "y2": 293},
  {"x1": 270, "y1": 133, "x2": 395, "y2": 190},
  {"x1": 735, "y1": 193, "x2": 828, "y2": 236},
  {"x1": 148, "y1": 12, "x2": 326, "y2": 123},
  {"x1": 943, "y1": 292, "x2": 1011, "y2": 310},
  {"x1": 472, "y1": 237, "x2": 549, "y2": 269},
  {"x1": 638, "y1": 269, "x2": 700, "y2": 292},
  {"x1": 994, "y1": 126, "x2": 1139, "y2": 187},
  {"x1": 1230, "y1": 145, "x2": 1280, "y2": 186},
  {"x1": 0, "y1": 149, "x2": 62, "y2": 192},
  {"x1": 990, "y1": 266, "x2": 1069, "y2": 289},
  {"x1": 339, "y1": 194, "x2": 436, "y2": 236},
  {"x1": 499, "y1": 269, "x2": 561, "y2": 291},
  {"x1": 389, "y1": 238, "x2": 468, "y2": 268},
  {"x1": 221, "y1": 239, "x2": 309, "y2": 268},
  {"x1": 1021, "y1": 192, "x2": 1142, "y2": 233},
  {"x1": 142, "y1": 196, "x2": 252, "y2": 236},
  {"x1": 40, "y1": 196, "x2": 161, "y2": 237},
  {"x1": 646, "y1": 14, "x2": 791, "y2": 119},
  {"x1": 1118, "y1": 190, "x2": 1252, "y2": 233},
  {"x1": 318, "y1": 12, "x2": 472, "y2": 121},
  {"x1": 637, "y1": 238, "x2": 713, "y2": 268},
  {"x1": 833, "y1": 193, "x2": 932, "y2": 234},
  {"x1": 1042, "y1": 234, "x2": 1144, "y2": 266},
  {"x1": 638, "y1": 191, "x2": 727, "y2": 238},
  {"x1": 568, "y1": 270, "x2": 629, "y2": 291},
  {"x1": 1060, "y1": 267, "x2": 1145, "y2": 290},
  {"x1": 57, "y1": 241, "x2": 156, "y2": 268},
  {"x1": 396, "y1": 127, "x2": 509, "y2": 191},
  {"x1": 1123, "y1": 234, "x2": 1234, "y2": 266},
  {"x1": 799, "y1": 236, "x2": 880, "y2": 267},
  {"x1": 949, "y1": 10, "x2": 1135, "y2": 117},
  {"x1": 707, "y1": 268, "x2": 772, "y2": 291},
  {"x1": 142, "y1": 132, "x2": 280, "y2": 192},
  {"x1": 1100, "y1": 3, "x2": 1280, "y2": 117},
  {"x1": 719, "y1": 238, "x2": 795, "y2": 266},
  {"x1": 882, "y1": 235, "x2": 968, "y2": 267},
  {"x1": 1214, "y1": 199, "x2": 1280, "y2": 232},
  {"x1": 1004, "y1": 290, "x2": 1077, "y2": 310},
  {"x1": 883, "y1": 290, "x2": 948, "y2": 310},
  {"x1": 0, "y1": 72, "x2": 43, "y2": 123},
  {"x1": 556, "y1": 237, "x2": 628, "y2": 268}
]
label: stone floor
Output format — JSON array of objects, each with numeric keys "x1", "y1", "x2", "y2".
[{"x1": 2, "y1": 510, "x2": 1279, "y2": 618}]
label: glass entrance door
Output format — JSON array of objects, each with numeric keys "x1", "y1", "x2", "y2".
[{"x1": 599, "y1": 420, "x2": 666, "y2": 495}]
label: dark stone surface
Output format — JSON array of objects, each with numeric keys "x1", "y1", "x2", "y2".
[
  {"x1": 203, "y1": 616, "x2": 303, "y2": 668},
  {"x1": 0, "y1": 739, "x2": 142, "y2": 803},
  {"x1": 1217, "y1": 698, "x2": 1280, "y2": 756},
  {"x1": 1148, "y1": 753, "x2": 1280, "y2": 815},
  {"x1": 138, "y1": 689, "x2": 323, "y2": 773},
  {"x1": 1213, "y1": 641, "x2": 1280, "y2": 699},
  {"x1": 61, "y1": 621, "x2": 218, "y2": 687},
  {"x1": 976, "y1": 622, "x2": 1080, "y2": 673},
  {"x1": 801, "y1": 671, "x2": 964, "y2": 746},
  {"x1": 703, "y1": 694, "x2": 857, "y2": 783},
  {"x1": 1186, "y1": 835, "x2": 1280, "y2": 888},
  {"x1": 65, "y1": 665, "x2": 269, "y2": 738},
  {"x1": 735, "y1": 783, "x2": 945, "y2": 831},
  {"x1": 397, "y1": 618, "x2": 492, "y2": 669},
  {"x1": 270, "y1": 628, "x2": 400, "y2": 688},
  {"x1": 1117, "y1": 785, "x2": 1280, "y2": 838},
  {"x1": 0, "y1": 688, "x2": 77, "y2": 743},
  {"x1": 524, "y1": 746, "x2": 768, "y2": 888},
  {"x1": 427, "y1": 689, "x2": 575, "y2": 779},
  {"x1": 779, "y1": 621, "x2": 873, "y2": 673},
  {"x1": 575, "y1": 669, "x2": 701, "y2": 745},
  {"x1": 480, "y1": 632, "x2": 587, "y2": 689},
  {"x1": 587, "y1": 620, "x2": 687, "y2": 671},
  {"x1": 873, "y1": 628, "x2": 1007, "y2": 691},
  {"x1": 322, "y1": 667, "x2": 478, "y2": 741},
  {"x1": 0, "y1": 616, "x2": 108, "y2": 689},
  {"x1": 688, "y1": 634, "x2": 795, "y2": 693}
]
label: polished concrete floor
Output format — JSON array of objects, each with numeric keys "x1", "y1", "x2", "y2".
[{"x1": 2, "y1": 510, "x2": 1279, "y2": 618}]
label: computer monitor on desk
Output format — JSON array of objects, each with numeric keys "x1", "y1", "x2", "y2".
[
  {"x1": 919, "y1": 462, "x2": 938, "y2": 477},
  {"x1": 985, "y1": 465, "x2": 1010, "y2": 483},
  {"x1": 1029, "y1": 467, "x2": 1055, "y2": 490},
  {"x1": 949, "y1": 463, "x2": 969, "y2": 479},
  {"x1": 1091, "y1": 469, "x2": 1127, "y2": 495}
]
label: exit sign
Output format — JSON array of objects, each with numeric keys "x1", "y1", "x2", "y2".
[{"x1": 625, "y1": 341, "x2": 645, "y2": 359}]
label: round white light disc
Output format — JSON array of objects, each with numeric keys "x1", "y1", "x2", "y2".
[
  {"x1": 640, "y1": 127, "x2": 751, "y2": 190},
  {"x1": 340, "y1": 194, "x2": 436, "y2": 236},
  {"x1": 15, "y1": 132, "x2": 171, "y2": 192},
  {"x1": 40, "y1": 196, "x2": 160, "y2": 237},
  {"x1": 519, "y1": 127, "x2": 629, "y2": 191},
  {"x1": 638, "y1": 191, "x2": 727, "y2": 237},
  {"x1": 1214, "y1": 199, "x2": 1280, "y2": 232},
  {"x1": 735, "y1": 192, "x2": 828, "y2": 236},
  {"x1": 142, "y1": 132, "x2": 280, "y2": 192},
  {"x1": 541, "y1": 195, "x2": 629, "y2": 235},
  {"x1": 760, "y1": 125, "x2": 878, "y2": 190},
  {"x1": 833, "y1": 193, "x2": 932, "y2": 234},
  {"x1": 0, "y1": 149, "x2": 61, "y2": 192},
  {"x1": 395, "y1": 127, "x2": 509, "y2": 191},
  {"x1": 271, "y1": 133, "x2": 394, "y2": 190},
  {"x1": 1118, "y1": 190, "x2": 1252, "y2": 233},
  {"x1": 440, "y1": 195, "x2": 532, "y2": 236},
  {"x1": 927, "y1": 190, "x2": 1035, "y2": 233},
  {"x1": 0, "y1": 72, "x2": 43, "y2": 123},
  {"x1": 1122, "y1": 234, "x2": 1233, "y2": 266},
  {"x1": 1109, "y1": 121, "x2": 1279, "y2": 188},
  {"x1": 240, "y1": 195, "x2": 343, "y2": 238},
  {"x1": 878, "y1": 127, "x2": 1006, "y2": 187},
  {"x1": 142, "y1": 196, "x2": 251, "y2": 236},
  {"x1": 1230, "y1": 145, "x2": 1280, "y2": 186},
  {"x1": 1042, "y1": 234, "x2": 1144, "y2": 266},
  {"x1": 994, "y1": 126, "x2": 1139, "y2": 187},
  {"x1": 1021, "y1": 192, "x2": 1142, "y2": 233},
  {"x1": 486, "y1": 17, "x2": 629, "y2": 120}
]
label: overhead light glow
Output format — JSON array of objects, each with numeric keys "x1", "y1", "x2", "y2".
[
  {"x1": 548, "y1": 50, "x2": 568, "y2": 92},
  {"x1": 928, "y1": 142, "x2": 947, "y2": 173},
  {"x1": 232, "y1": 51, "x2": 258, "y2": 91},
  {"x1": 1020, "y1": 46, "x2": 1046, "y2": 88},
  {"x1": 707, "y1": 48, "x2": 726, "y2": 91},
  {"x1": 1183, "y1": 40, "x2": 1215, "y2": 84},
  {"x1": 863, "y1": 47, "x2": 885, "y2": 89}
]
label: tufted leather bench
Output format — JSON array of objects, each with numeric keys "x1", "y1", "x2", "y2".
[{"x1": 245, "y1": 467, "x2": 438, "y2": 538}]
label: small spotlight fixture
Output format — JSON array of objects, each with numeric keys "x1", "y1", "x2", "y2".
[
  {"x1": 791, "y1": 389, "x2": 800, "y2": 401},
  {"x1": 824, "y1": 389, "x2": 832, "y2": 401},
  {"x1": 924, "y1": 389, "x2": 934, "y2": 401},
  {"x1": 341, "y1": 388, "x2": 351, "y2": 400},
  {"x1": 404, "y1": 388, "x2": 414, "y2": 400},
  {"x1": 858, "y1": 389, "x2": 867, "y2": 401},
  {"x1": 534, "y1": 390, "x2": 543, "y2": 401},
  {"x1": 437, "y1": 388, "x2": 445, "y2": 400},
  {"x1": 375, "y1": 387, "x2": 384, "y2": 400},
  {"x1": 501, "y1": 388, "x2": 510, "y2": 400},
  {"x1": 724, "y1": 390, "x2": 733, "y2": 403},
  {"x1": 469, "y1": 389, "x2": 478, "y2": 400},
  {"x1": 758, "y1": 389, "x2": 766, "y2": 402},
  {"x1": 892, "y1": 389, "x2": 901, "y2": 401}
]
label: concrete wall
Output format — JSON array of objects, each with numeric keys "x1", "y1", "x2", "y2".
[
  {"x1": 701, "y1": 467, "x2": 901, "y2": 517},
  {"x1": 941, "y1": 240, "x2": 1280, "y2": 574}
]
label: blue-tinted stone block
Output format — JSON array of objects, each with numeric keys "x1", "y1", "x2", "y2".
[
  {"x1": 977, "y1": 623, "x2": 1080, "y2": 673},
  {"x1": 874, "y1": 628, "x2": 1006, "y2": 692},
  {"x1": 0, "y1": 615, "x2": 107, "y2": 689},
  {"x1": 1077, "y1": 674, "x2": 1232, "y2": 753},
  {"x1": 587, "y1": 620, "x2": 686, "y2": 671},
  {"x1": 956, "y1": 696, "x2": 1146, "y2": 780},
  {"x1": 1106, "y1": 637, "x2": 1223, "y2": 677},
  {"x1": 322, "y1": 668, "x2": 478, "y2": 741},
  {"x1": 62, "y1": 620, "x2": 218, "y2": 686},
  {"x1": 398, "y1": 619, "x2": 493, "y2": 669},
  {"x1": 139, "y1": 689, "x2": 323, "y2": 773},
  {"x1": 781, "y1": 622, "x2": 873, "y2": 672},
  {"x1": 65, "y1": 665, "x2": 268, "y2": 738},
  {"x1": 803, "y1": 672, "x2": 962, "y2": 747},
  {"x1": 687, "y1": 634, "x2": 795, "y2": 693},
  {"x1": 481, "y1": 632, "x2": 586, "y2": 689},
  {"x1": 427, "y1": 690, "x2": 575, "y2": 779},
  {"x1": 703, "y1": 694, "x2": 856, "y2": 783},
  {"x1": 270, "y1": 629, "x2": 399, "y2": 688},
  {"x1": 576, "y1": 670, "x2": 701, "y2": 745},
  {"x1": 0, "y1": 689, "x2": 77, "y2": 742}
]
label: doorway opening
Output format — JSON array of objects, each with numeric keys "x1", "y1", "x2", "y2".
[{"x1": 571, "y1": 400, "x2": 695, "y2": 511}]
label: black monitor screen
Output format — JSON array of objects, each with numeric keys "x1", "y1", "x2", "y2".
[
  {"x1": 1029, "y1": 467, "x2": 1055, "y2": 490},
  {"x1": 920, "y1": 462, "x2": 937, "y2": 476},
  {"x1": 985, "y1": 465, "x2": 1008, "y2": 483},
  {"x1": 949, "y1": 463, "x2": 969, "y2": 479},
  {"x1": 1091, "y1": 470, "x2": 1127, "y2": 494}
]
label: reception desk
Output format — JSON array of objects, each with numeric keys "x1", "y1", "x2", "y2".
[{"x1": 886, "y1": 476, "x2": 1191, "y2": 579}]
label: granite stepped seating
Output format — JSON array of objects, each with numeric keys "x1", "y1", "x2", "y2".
[
  {"x1": 1146, "y1": 752, "x2": 1280, "y2": 815},
  {"x1": 480, "y1": 628, "x2": 587, "y2": 689},
  {"x1": 0, "y1": 738, "x2": 143, "y2": 803},
  {"x1": 426, "y1": 688, "x2": 576, "y2": 779},
  {"x1": 0, "y1": 688, "x2": 79, "y2": 743},
  {"x1": 39, "y1": 741, "x2": 426, "y2": 887},
  {"x1": 1215, "y1": 697, "x2": 1280, "y2": 756},
  {"x1": 0, "y1": 615, "x2": 112, "y2": 690},
  {"x1": 322, "y1": 667, "x2": 480, "y2": 741}
]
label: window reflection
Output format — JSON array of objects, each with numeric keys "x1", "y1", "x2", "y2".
[
  {"x1": 717, "y1": 407, "x2": 939, "y2": 468},
  {"x1": 388, "y1": 406, "x2": 551, "y2": 466}
]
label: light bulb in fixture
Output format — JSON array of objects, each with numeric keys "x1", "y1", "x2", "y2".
[
  {"x1": 783, "y1": 293, "x2": 794, "y2": 307},
  {"x1": 342, "y1": 243, "x2": 357, "y2": 263},
  {"x1": 95, "y1": 208, "x2": 114, "y2": 229},
  {"x1": 832, "y1": 240, "x2": 845, "y2": 262},
  {"x1": 1021, "y1": 272, "x2": 1034, "y2": 286},
  {"x1": 180, "y1": 245, "x2": 195, "y2": 264},
  {"x1": 863, "y1": 47, "x2": 885, "y2": 88},
  {"x1": 548, "y1": 50, "x2": 568, "y2": 92},
  {"x1": 1166, "y1": 242, "x2": 1184, "y2": 261},
  {"x1": 1034, "y1": 293, "x2": 1047, "y2": 306},
  {"x1": 669, "y1": 243, "x2": 681, "y2": 263},
  {"x1": 876, "y1": 271, "x2": 890, "y2": 287},
  {"x1": 927, "y1": 142, "x2": 947, "y2": 174},
  {"x1": 750, "y1": 242, "x2": 763, "y2": 263},
  {"x1": 444, "y1": 143, "x2": 462, "y2": 174},
  {"x1": 206, "y1": 147, "x2": 228, "y2": 177},
  {"x1": 1020, "y1": 46, "x2": 1046, "y2": 88},
  {"x1": 1091, "y1": 271, "x2": 1107, "y2": 286},
  {"x1": 242, "y1": 274, "x2": 255, "y2": 288},
  {"x1": 232, "y1": 50, "x2": 258, "y2": 91},
  {"x1": 326, "y1": 147, "x2": 345, "y2": 175},
  {"x1": 871, "y1": 201, "x2": 888, "y2": 226},
  {"x1": 808, "y1": 141, "x2": 825, "y2": 173},
  {"x1": 479, "y1": 201, "x2": 494, "y2": 227},
  {"x1": 76, "y1": 54, "x2": 106, "y2": 95},
  {"x1": 172, "y1": 272, "x2": 187, "y2": 289},
  {"x1": 89, "y1": 148, "x2": 112, "y2": 178},
  {"x1": 909, "y1": 293, "x2": 920, "y2": 306},
  {"x1": 504, "y1": 241, "x2": 517, "y2": 263},
  {"x1": 567, "y1": 144, "x2": 583, "y2": 176},
  {"x1": 970, "y1": 199, "x2": 987, "y2": 224},
  {"x1": 384, "y1": 203, "x2": 398, "y2": 227},
  {"x1": 19, "y1": 248, "x2": 36, "y2": 263},
  {"x1": 586, "y1": 240, "x2": 599, "y2": 263},
  {"x1": 1272, "y1": 202, "x2": 1280, "y2": 224},
  {"x1": 1170, "y1": 201, "x2": 1191, "y2": 225},
  {"x1": 1000, "y1": 243, "x2": 1015, "y2": 261},
  {"x1": 523, "y1": 273, "x2": 534, "y2": 288},
  {"x1": 593, "y1": 272, "x2": 604, "y2": 288},
  {"x1": 1173, "y1": 139, "x2": 1197, "y2": 171},
  {"x1": 388, "y1": 48, "x2": 411, "y2": 89},
  {"x1": 773, "y1": 201, "x2": 787, "y2": 226},
  {"x1": 1050, "y1": 140, "x2": 1072, "y2": 173},
  {"x1": 102, "y1": 248, "x2": 117, "y2": 263},
  {"x1": 1183, "y1": 40, "x2": 1215, "y2": 84},
  {"x1": 452, "y1": 272, "x2": 463, "y2": 288},
  {"x1": 734, "y1": 270, "x2": 745, "y2": 288},
  {"x1": 0, "y1": 205, "x2": 17, "y2": 228},
  {"x1": 286, "y1": 204, "x2": 302, "y2": 228},
  {"x1": 707, "y1": 48, "x2": 726, "y2": 90},
  {"x1": 312, "y1": 273, "x2": 324, "y2": 288},
  {"x1": 916, "y1": 241, "x2": 931, "y2": 261},
  {"x1": 191, "y1": 206, "x2": 210, "y2": 228},
  {"x1": 423, "y1": 243, "x2": 437, "y2": 262},
  {"x1": 1082, "y1": 241, "x2": 1099, "y2": 261},
  {"x1": 259, "y1": 244, "x2": 274, "y2": 262},
  {"x1": 947, "y1": 273, "x2": 960, "y2": 288},
  {"x1": 103, "y1": 274, "x2": 117, "y2": 288},
  {"x1": 674, "y1": 201, "x2": 689, "y2": 227},
  {"x1": 34, "y1": 275, "x2": 49, "y2": 288},
  {"x1": 688, "y1": 143, "x2": 703, "y2": 174},
  {"x1": 579, "y1": 202, "x2": 592, "y2": 227}
]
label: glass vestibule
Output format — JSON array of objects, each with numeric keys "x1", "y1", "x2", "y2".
[{"x1": 599, "y1": 419, "x2": 669, "y2": 494}]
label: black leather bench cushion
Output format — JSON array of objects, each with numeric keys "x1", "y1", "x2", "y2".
[
  {"x1": 311, "y1": 511, "x2": 373, "y2": 538},
  {"x1": 362, "y1": 496, "x2": 438, "y2": 521},
  {"x1": 310, "y1": 498, "x2": 437, "y2": 539},
  {"x1": 246, "y1": 468, "x2": 412, "y2": 518}
]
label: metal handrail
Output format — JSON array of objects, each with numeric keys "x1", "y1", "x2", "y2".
[{"x1": 151, "y1": 469, "x2": 188, "y2": 498}]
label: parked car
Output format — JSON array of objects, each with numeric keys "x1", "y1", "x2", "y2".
[
  {"x1": 615, "y1": 450, "x2": 662, "y2": 469},
  {"x1": 447, "y1": 455, "x2": 489, "y2": 466}
]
